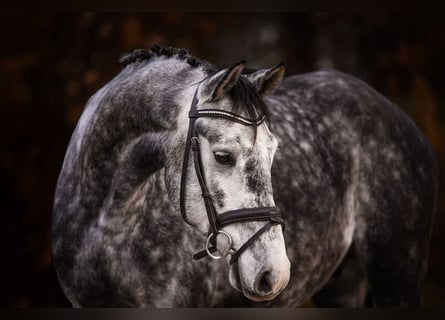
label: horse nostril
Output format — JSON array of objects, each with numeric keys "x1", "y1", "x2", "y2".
[{"x1": 256, "y1": 271, "x2": 273, "y2": 295}]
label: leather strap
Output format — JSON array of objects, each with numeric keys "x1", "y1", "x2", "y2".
[
  {"x1": 179, "y1": 89, "x2": 200, "y2": 226},
  {"x1": 217, "y1": 207, "x2": 283, "y2": 228},
  {"x1": 229, "y1": 221, "x2": 277, "y2": 265},
  {"x1": 191, "y1": 136, "x2": 219, "y2": 237}
]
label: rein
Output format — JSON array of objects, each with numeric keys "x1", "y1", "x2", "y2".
[{"x1": 179, "y1": 85, "x2": 285, "y2": 265}]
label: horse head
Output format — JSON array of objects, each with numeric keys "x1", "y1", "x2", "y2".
[{"x1": 165, "y1": 61, "x2": 290, "y2": 302}]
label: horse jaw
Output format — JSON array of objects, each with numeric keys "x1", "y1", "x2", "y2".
[{"x1": 226, "y1": 225, "x2": 291, "y2": 302}]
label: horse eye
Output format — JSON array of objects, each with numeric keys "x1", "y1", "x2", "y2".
[{"x1": 213, "y1": 151, "x2": 235, "y2": 166}]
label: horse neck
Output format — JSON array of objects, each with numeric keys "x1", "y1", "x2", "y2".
[{"x1": 78, "y1": 58, "x2": 205, "y2": 218}]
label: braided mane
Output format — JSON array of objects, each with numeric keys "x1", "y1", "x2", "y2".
[{"x1": 119, "y1": 44, "x2": 215, "y2": 71}]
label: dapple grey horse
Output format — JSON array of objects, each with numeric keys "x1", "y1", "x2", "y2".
[{"x1": 52, "y1": 45, "x2": 438, "y2": 307}]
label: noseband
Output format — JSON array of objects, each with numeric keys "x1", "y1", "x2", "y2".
[{"x1": 179, "y1": 85, "x2": 285, "y2": 265}]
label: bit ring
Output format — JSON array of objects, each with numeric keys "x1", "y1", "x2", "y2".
[{"x1": 205, "y1": 230, "x2": 234, "y2": 259}]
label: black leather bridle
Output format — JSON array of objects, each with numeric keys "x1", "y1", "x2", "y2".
[{"x1": 179, "y1": 84, "x2": 285, "y2": 265}]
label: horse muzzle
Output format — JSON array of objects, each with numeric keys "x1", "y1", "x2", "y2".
[
  {"x1": 229, "y1": 250, "x2": 291, "y2": 302},
  {"x1": 226, "y1": 220, "x2": 291, "y2": 302}
]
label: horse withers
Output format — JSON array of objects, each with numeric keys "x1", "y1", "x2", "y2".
[{"x1": 52, "y1": 45, "x2": 438, "y2": 307}]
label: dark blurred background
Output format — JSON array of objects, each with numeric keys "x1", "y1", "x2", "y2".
[{"x1": 0, "y1": 13, "x2": 444, "y2": 307}]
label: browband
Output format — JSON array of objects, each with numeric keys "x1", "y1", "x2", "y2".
[{"x1": 189, "y1": 109, "x2": 266, "y2": 126}]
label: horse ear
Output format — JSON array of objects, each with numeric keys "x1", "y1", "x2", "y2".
[
  {"x1": 247, "y1": 63, "x2": 285, "y2": 96},
  {"x1": 200, "y1": 60, "x2": 246, "y2": 102}
]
